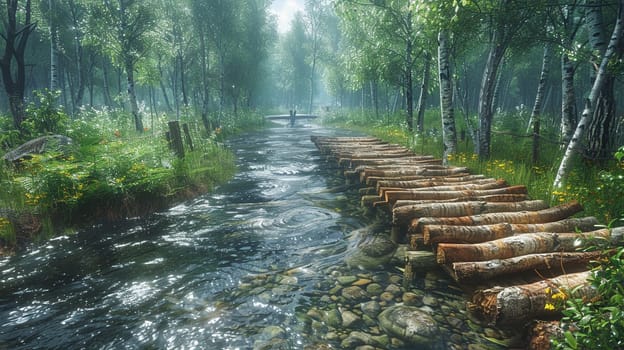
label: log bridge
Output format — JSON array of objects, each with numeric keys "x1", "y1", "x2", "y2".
[{"x1": 311, "y1": 135, "x2": 624, "y2": 335}]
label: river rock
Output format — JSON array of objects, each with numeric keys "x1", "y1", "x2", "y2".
[
  {"x1": 340, "y1": 331, "x2": 389, "y2": 349},
  {"x1": 360, "y1": 300, "x2": 381, "y2": 317},
  {"x1": 378, "y1": 306, "x2": 440, "y2": 347},
  {"x1": 366, "y1": 283, "x2": 383, "y2": 296},
  {"x1": 337, "y1": 276, "x2": 358, "y2": 285},
  {"x1": 345, "y1": 231, "x2": 397, "y2": 270},
  {"x1": 402, "y1": 292, "x2": 422, "y2": 306},
  {"x1": 342, "y1": 286, "x2": 368, "y2": 302},
  {"x1": 324, "y1": 308, "x2": 343, "y2": 328},
  {"x1": 341, "y1": 309, "x2": 362, "y2": 328}
]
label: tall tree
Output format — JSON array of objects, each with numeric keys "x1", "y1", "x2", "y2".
[
  {"x1": 554, "y1": 0, "x2": 624, "y2": 188},
  {"x1": 0, "y1": 0, "x2": 36, "y2": 130},
  {"x1": 438, "y1": 30, "x2": 457, "y2": 163},
  {"x1": 584, "y1": 0, "x2": 618, "y2": 160},
  {"x1": 335, "y1": 0, "x2": 420, "y2": 130},
  {"x1": 87, "y1": 0, "x2": 156, "y2": 132}
]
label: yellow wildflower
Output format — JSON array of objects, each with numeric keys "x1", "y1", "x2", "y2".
[{"x1": 544, "y1": 303, "x2": 556, "y2": 311}]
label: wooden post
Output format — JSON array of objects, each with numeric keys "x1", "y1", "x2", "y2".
[
  {"x1": 182, "y1": 123, "x2": 194, "y2": 151},
  {"x1": 168, "y1": 120, "x2": 185, "y2": 158}
]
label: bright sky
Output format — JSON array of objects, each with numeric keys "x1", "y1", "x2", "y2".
[{"x1": 270, "y1": 0, "x2": 306, "y2": 34}]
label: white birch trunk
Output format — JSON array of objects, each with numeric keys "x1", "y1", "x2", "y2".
[
  {"x1": 554, "y1": 0, "x2": 624, "y2": 188},
  {"x1": 560, "y1": 53, "x2": 577, "y2": 146},
  {"x1": 438, "y1": 30, "x2": 457, "y2": 164},
  {"x1": 125, "y1": 58, "x2": 144, "y2": 132},
  {"x1": 530, "y1": 45, "x2": 551, "y2": 164}
]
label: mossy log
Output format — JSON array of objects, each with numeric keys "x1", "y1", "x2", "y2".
[
  {"x1": 385, "y1": 185, "x2": 528, "y2": 207},
  {"x1": 450, "y1": 250, "x2": 609, "y2": 283},
  {"x1": 409, "y1": 201, "x2": 581, "y2": 234},
  {"x1": 471, "y1": 271, "x2": 596, "y2": 325},
  {"x1": 394, "y1": 200, "x2": 548, "y2": 228},
  {"x1": 436, "y1": 228, "x2": 611, "y2": 264}
]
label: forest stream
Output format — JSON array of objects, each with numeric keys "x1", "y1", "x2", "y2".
[{"x1": 0, "y1": 123, "x2": 518, "y2": 349}]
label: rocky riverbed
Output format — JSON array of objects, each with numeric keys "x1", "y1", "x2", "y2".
[{"x1": 234, "y1": 225, "x2": 525, "y2": 350}]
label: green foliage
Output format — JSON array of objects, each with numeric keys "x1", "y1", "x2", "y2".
[
  {"x1": 0, "y1": 108, "x2": 244, "y2": 248},
  {"x1": 22, "y1": 90, "x2": 69, "y2": 137},
  {"x1": 553, "y1": 247, "x2": 624, "y2": 349},
  {"x1": 0, "y1": 114, "x2": 21, "y2": 150}
]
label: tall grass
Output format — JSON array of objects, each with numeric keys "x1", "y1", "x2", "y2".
[
  {"x1": 0, "y1": 98, "x2": 265, "y2": 251},
  {"x1": 323, "y1": 109, "x2": 624, "y2": 224}
]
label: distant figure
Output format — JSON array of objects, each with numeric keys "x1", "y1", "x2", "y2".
[{"x1": 289, "y1": 109, "x2": 296, "y2": 127}]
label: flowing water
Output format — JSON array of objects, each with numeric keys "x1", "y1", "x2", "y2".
[
  {"x1": 1, "y1": 124, "x2": 522, "y2": 350},
  {"x1": 0, "y1": 124, "x2": 381, "y2": 349}
]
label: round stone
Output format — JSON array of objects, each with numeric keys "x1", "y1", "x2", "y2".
[
  {"x1": 366, "y1": 283, "x2": 384, "y2": 296},
  {"x1": 341, "y1": 286, "x2": 368, "y2": 302},
  {"x1": 360, "y1": 300, "x2": 382, "y2": 317},
  {"x1": 378, "y1": 305, "x2": 440, "y2": 346}
]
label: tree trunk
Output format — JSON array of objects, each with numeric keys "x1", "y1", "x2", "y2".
[
  {"x1": 0, "y1": 0, "x2": 35, "y2": 131},
  {"x1": 125, "y1": 57, "x2": 143, "y2": 132},
  {"x1": 405, "y1": 10, "x2": 414, "y2": 132},
  {"x1": 554, "y1": 0, "x2": 624, "y2": 188},
  {"x1": 560, "y1": 53, "x2": 577, "y2": 147},
  {"x1": 410, "y1": 201, "x2": 583, "y2": 234},
  {"x1": 158, "y1": 59, "x2": 174, "y2": 112},
  {"x1": 438, "y1": 31, "x2": 457, "y2": 164},
  {"x1": 437, "y1": 229, "x2": 611, "y2": 264},
  {"x1": 416, "y1": 52, "x2": 430, "y2": 133},
  {"x1": 472, "y1": 271, "x2": 596, "y2": 325},
  {"x1": 477, "y1": 30, "x2": 507, "y2": 158},
  {"x1": 530, "y1": 45, "x2": 551, "y2": 164},
  {"x1": 585, "y1": 0, "x2": 617, "y2": 160},
  {"x1": 49, "y1": 3, "x2": 58, "y2": 91},
  {"x1": 102, "y1": 63, "x2": 113, "y2": 107}
]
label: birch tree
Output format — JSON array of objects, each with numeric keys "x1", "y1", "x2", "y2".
[
  {"x1": 553, "y1": 0, "x2": 624, "y2": 188},
  {"x1": 438, "y1": 30, "x2": 457, "y2": 163}
]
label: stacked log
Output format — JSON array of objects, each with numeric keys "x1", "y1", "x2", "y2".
[{"x1": 311, "y1": 136, "x2": 623, "y2": 330}]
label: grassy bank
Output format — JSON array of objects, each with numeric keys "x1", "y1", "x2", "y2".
[
  {"x1": 0, "y1": 98, "x2": 266, "y2": 253},
  {"x1": 322, "y1": 109, "x2": 624, "y2": 225}
]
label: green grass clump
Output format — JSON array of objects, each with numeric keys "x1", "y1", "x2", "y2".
[{"x1": 0, "y1": 95, "x2": 267, "y2": 251}]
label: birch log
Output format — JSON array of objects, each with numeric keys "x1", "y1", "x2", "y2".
[
  {"x1": 472, "y1": 271, "x2": 596, "y2": 325},
  {"x1": 377, "y1": 176, "x2": 491, "y2": 190},
  {"x1": 450, "y1": 250, "x2": 608, "y2": 283},
  {"x1": 394, "y1": 200, "x2": 547, "y2": 227},
  {"x1": 378, "y1": 179, "x2": 508, "y2": 200},
  {"x1": 436, "y1": 228, "x2": 610, "y2": 264},
  {"x1": 392, "y1": 194, "x2": 530, "y2": 209},
  {"x1": 410, "y1": 201, "x2": 582, "y2": 234},
  {"x1": 385, "y1": 185, "x2": 528, "y2": 207},
  {"x1": 423, "y1": 217, "x2": 601, "y2": 245}
]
